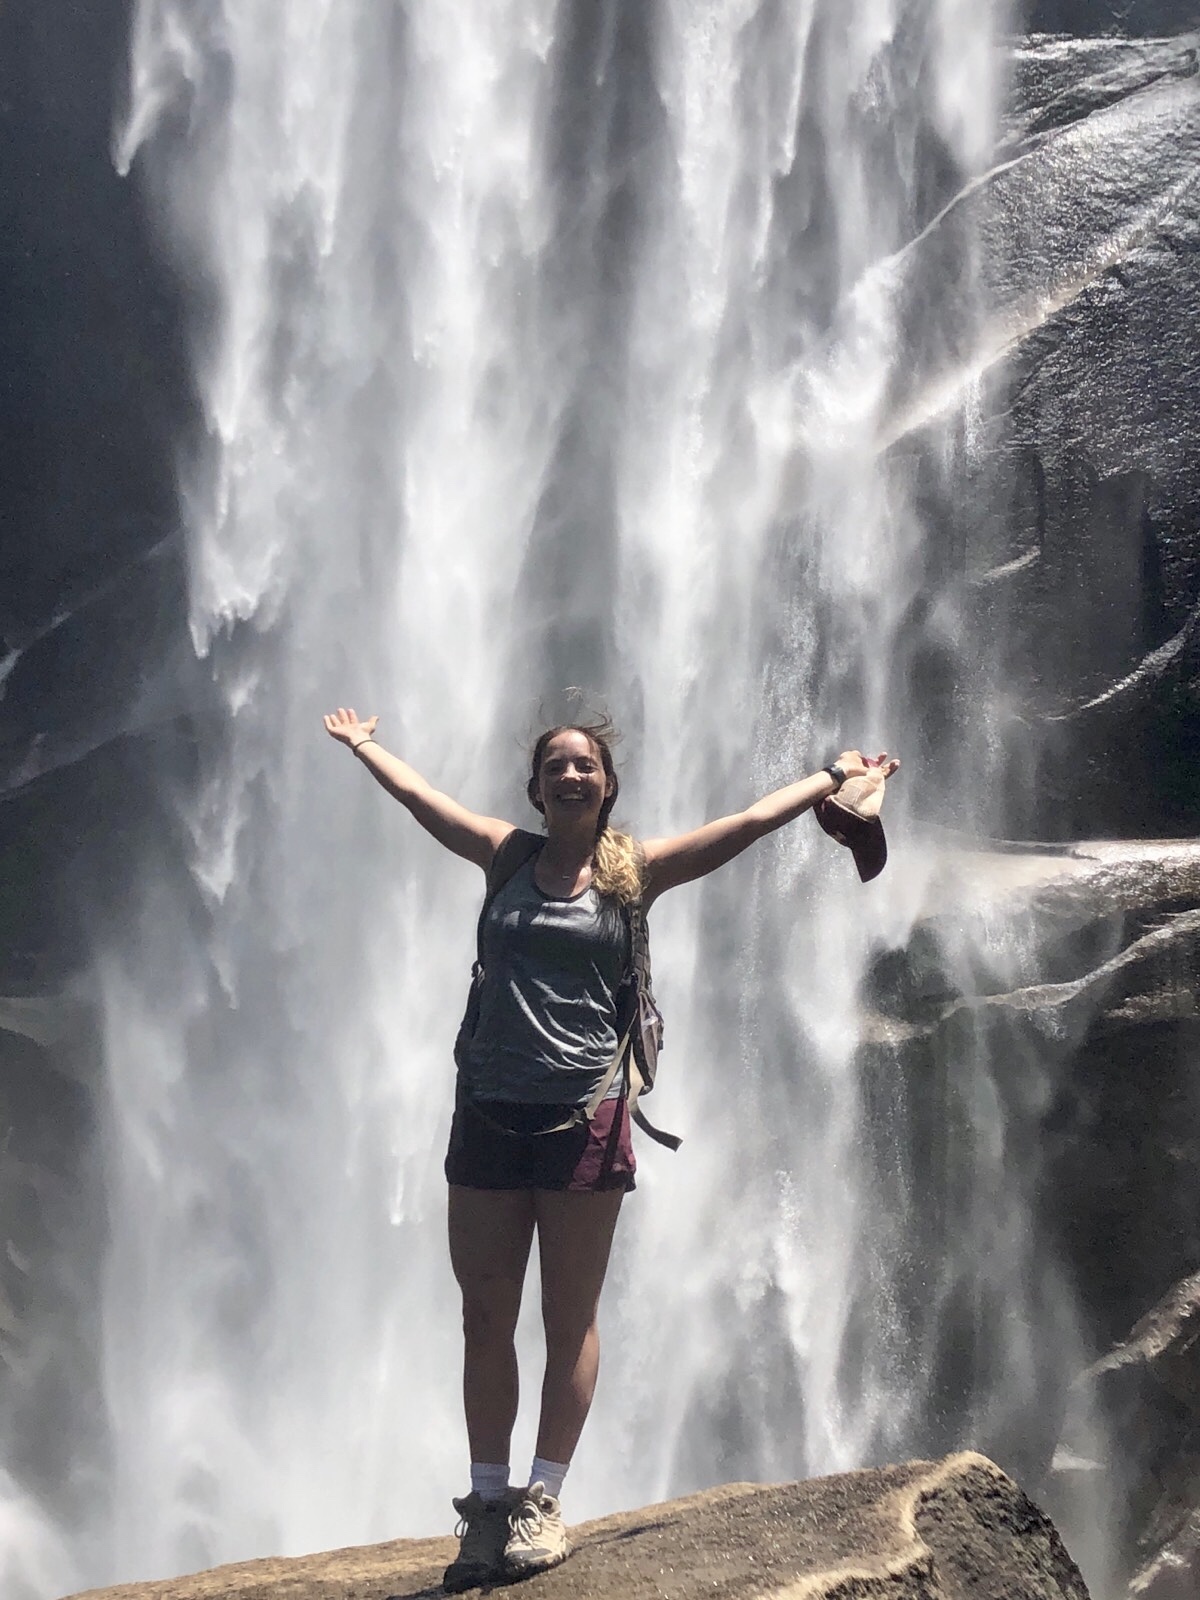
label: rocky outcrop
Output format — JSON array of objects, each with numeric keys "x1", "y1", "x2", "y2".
[
  {"x1": 867, "y1": 838, "x2": 1200, "y2": 1342},
  {"x1": 61, "y1": 1454, "x2": 1089, "y2": 1600},
  {"x1": 1052, "y1": 1273, "x2": 1200, "y2": 1598},
  {"x1": 864, "y1": 838, "x2": 1200, "y2": 1587}
]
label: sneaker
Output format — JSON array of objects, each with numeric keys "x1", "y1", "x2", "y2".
[
  {"x1": 502, "y1": 1482, "x2": 571, "y2": 1578},
  {"x1": 443, "y1": 1490, "x2": 513, "y2": 1592}
]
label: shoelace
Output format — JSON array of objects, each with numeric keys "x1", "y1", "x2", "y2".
[
  {"x1": 453, "y1": 1498, "x2": 504, "y2": 1540},
  {"x1": 508, "y1": 1494, "x2": 546, "y2": 1545}
]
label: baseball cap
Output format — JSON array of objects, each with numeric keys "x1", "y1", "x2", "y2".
[{"x1": 814, "y1": 766, "x2": 888, "y2": 882}]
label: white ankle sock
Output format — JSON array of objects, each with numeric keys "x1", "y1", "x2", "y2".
[
  {"x1": 470, "y1": 1461, "x2": 511, "y2": 1502},
  {"x1": 529, "y1": 1456, "x2": 569, "y2": 1500}
]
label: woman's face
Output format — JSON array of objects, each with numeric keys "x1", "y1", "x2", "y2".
[{"x1": 535, "y1": 729, "x2": 614, "y2": 828}]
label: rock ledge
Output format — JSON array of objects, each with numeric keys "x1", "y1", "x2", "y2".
[{"x1": 64, "y1": 1452, "x2": 1089, "y2": 1600}]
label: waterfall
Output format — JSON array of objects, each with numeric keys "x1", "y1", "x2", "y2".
[{"x1": 12, "y1": 1, "x2": 1115, "y2": 1593}]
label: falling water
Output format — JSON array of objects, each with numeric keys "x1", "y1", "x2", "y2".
[{"x1": 8, "y1": 1, "x2": 1116, "y2": 1594}]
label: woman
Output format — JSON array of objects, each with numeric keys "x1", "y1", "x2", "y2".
[{"x1": 322, "y1": 706, "x2": 898, "y2": 1589}]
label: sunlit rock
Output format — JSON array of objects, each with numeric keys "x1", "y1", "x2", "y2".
[{"x1": 62, "y1": 1455, "x2": 1090, "y2": 1600}]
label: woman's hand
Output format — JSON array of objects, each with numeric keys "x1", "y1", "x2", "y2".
[
  {"x1": 835, "y1": 750, "x2": 901, "y2": 779},
  {"x1": 323, "y1": 707, "x2": 379, "y2": 749},
  {"x1": 321, "y1": 709, "x2": 511, "y2": 869}
]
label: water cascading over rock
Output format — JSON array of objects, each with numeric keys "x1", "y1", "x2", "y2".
[{"x1": 90, "y1": 0, "x2": 1062, "y2": 1576}]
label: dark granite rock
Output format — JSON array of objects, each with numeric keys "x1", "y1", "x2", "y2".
[
  {"x1": 986, "y1": 33, "x2": 1200, "y2": 839},
  {"x1": 863, "y1": 838, "x2": 1200, "y2": 1588},
  {"x1": 0, "y1": 8, "x2": 196, "y2": 1544},
  {"x1": 1052, "y1": 1273, "x2": 1200, "y2": 1597},
  {"x1": 866, "y1": 840, "x2": 1200, "y2": 1342},
  {"x1": 878, "y1": 28, "x2": 1200, "y2": 838},
  {"x1": 0, "y1": 1, "x2": 190, "y2": 638},
  {"x1": 0, "y1": 0, "x2": 195, "y2": 968},
  {"x1": 1027, "y1": 3, "x2": 1200, "y2": 35}
]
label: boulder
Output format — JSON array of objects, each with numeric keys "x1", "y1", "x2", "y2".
[{"x1": 61, "y1": 1454, "x2": 1089, "y2": 1600}]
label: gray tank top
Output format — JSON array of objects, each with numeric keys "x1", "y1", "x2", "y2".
[{"x1": 460, "y1": 856, "x2": 631, "y2": 1105}]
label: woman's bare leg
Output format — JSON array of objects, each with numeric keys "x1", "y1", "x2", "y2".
[
  {"x1": 448, "y1": 1186, "x2": 536, "y2": 1464},
  {"x1": 532, "y1": 1188, "x2": 625, "y2": 1464}
]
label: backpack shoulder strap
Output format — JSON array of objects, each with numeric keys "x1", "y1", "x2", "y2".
[
  {"x1": 475, "y1": 829, "x2": 543, "y2": 962},
  {"x1": 614, "y1": 896, "x2": 683, "y2": 1152},
  {"x1": 486, "y1": 828, "x2": 543, "y2": 896}
]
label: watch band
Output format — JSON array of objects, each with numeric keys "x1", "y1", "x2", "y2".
[{"x1": 823, "y1": 763, "x2": 846, "y2": 790}]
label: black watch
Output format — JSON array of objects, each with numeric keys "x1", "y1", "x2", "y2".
[{"x1": 823, "y1": 763, "x2": 846, "y2": 791}]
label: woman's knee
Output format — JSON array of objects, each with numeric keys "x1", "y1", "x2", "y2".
[{"x1": 460, "y1": 1277, "x2": 524, "y2": 1345}]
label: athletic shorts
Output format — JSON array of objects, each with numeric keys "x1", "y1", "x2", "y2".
[{"x1": 444, "y1": 1095, "x2": 637, "y2": 1192}]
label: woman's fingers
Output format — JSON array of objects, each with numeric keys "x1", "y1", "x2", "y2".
[
  {"x1": 322, "y1": 707, "x2": 378, "y2": 740},
  {"x1": 834, "y1": 747, "x2": 901, "y2": 778}
]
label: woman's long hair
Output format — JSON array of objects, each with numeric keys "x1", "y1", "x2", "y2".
[{"x1": 527, "y1": 718, "x2": 644, "y2": 904}]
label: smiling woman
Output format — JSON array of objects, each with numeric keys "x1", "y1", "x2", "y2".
[{"x1": 321, "y1": 706, "x2": 898, "y2": 1590}]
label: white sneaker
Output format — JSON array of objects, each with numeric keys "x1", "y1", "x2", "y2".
[{"x1": 503, "y1": 1482, "x2": 571, "y2": 1577}]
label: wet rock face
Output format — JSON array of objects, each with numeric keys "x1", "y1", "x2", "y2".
[
  {"x1": 875, "y1": 19, "x2": 1200, "y2": 840},
  {"x1": 1028, "y1": 2, "x2": 1199, "y2": 34},
  {"x1": 1053, "y1": 1273, "x2": 1200, "y2": 1598},
  {"x1": 0, "y1": 0, "x2": 192, "y2": 1527},
  {"x1": 873, "y1": 840, "x2": 1200, "y2": 1337},
  {"x1": 974, "y1": 29, "x2": 1200, "y2": 838},
  {"x1": 0, "y1": 0, "x2": 192, "y2": 971},
  {"x1": 864, "y1": 839, "x2": 1200, "y2": 1589},
  {"x1": 0, "y1": 2, "x2": 184, "y2": 633}
]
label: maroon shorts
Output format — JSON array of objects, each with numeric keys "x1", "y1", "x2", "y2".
[{"x1": 444, "y1": 1095, "x2": 637, "y2": 1192}]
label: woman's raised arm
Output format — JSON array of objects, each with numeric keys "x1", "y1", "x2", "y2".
[
  {"x1": 641, "y1": 751, "x2": 899, "y2": 903},
  {"x1": 323, "y1": 707, "x2": 512, "y2": 870}
]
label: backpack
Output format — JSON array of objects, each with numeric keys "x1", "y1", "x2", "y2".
[{"x1": 453, "y1": 828, "x2": 681, "y2": 1151}]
